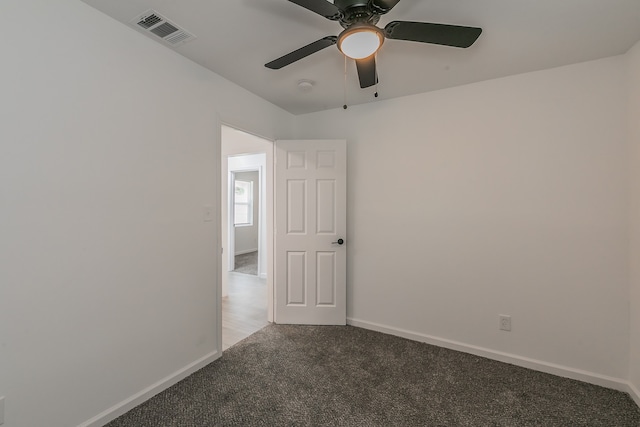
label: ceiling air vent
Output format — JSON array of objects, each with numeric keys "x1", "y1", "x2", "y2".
[{"x1": 131, "y1": 10, "x2": 196, "y2": 47}]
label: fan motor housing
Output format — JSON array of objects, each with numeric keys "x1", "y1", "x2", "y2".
[
  {"x1": 334, "y1": 0, "x2": 369, "y2": 9},
  {"x1": 335, "y1": 0, "x2": 380, "y2": 28}
]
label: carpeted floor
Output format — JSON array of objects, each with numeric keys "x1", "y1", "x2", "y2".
[
  {"x1": 106, "y1": 325, "x2": 640, "y2": 426},
  {"x1": 233, "y1": 251, "x2": 258, "y2": 275}
]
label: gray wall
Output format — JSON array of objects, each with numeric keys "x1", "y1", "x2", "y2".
[{"x1": 627, "y1": 40, "x2": 640, "y2": 399}]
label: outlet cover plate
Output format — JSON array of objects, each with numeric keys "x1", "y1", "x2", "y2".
[{"x1": 499, "y1": 314, "x2": 512, "y2": 331}]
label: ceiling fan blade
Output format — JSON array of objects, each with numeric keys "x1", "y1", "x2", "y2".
[
  {"x1": 265, "y1": 36, "x2": 337, "y2": 69},
  {"x1": 385, "y1": 21, "x2": 482, "y2": 48},
  {"x1": 288, "y1": 0, "x2": 341, "y2": 20},
  {"x1": 356, "y1": 56, "x2": 377, "y2": 88},
  {"x1": 370, "y1": 0, "x2": 401, "y2": 14}
]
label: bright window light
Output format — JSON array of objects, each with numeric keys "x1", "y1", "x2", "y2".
[{"x1": 234, "y1": 180, "x2": 253, "y2": 226}]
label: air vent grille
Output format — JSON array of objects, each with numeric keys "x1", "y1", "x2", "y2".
[
  {"x1": 165, "y1": 31, "x2": 193, "y2": 45},
  {"x1": 137, "y1": 14, "x2": 162, "y2": 29},
  {"x1": 150, "y1": 22, "x2": 179, "y2": 38},
  {"x1": 131, "y1": 10, "x2": 196, "y2": 47}
]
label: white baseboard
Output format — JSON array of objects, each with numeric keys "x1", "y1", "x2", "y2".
[
  {"x1": 235, "y1": 248, "x2": 258, "y2": 256},
  {"x1": 78, "y1": 350, "x2": 221, "y2": 427},
  {"x1": 628, "y1": 382, "x2": 640, "y2": 408},
  {"x1": 347, "y1": 317, "x2": 629, "y2": 393}
]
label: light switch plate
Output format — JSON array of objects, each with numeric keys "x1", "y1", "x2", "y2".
[{"x1": 203, "y1": 205, "x2": 214, "y2": 222}]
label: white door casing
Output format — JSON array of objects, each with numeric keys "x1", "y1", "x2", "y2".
[{"x1": 275, "y1": 140, "x2": 347, "y2": 325}]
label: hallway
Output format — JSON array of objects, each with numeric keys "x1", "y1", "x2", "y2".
[{"x1": 222, "y1": 271, "x2": 269, "y2": 350}]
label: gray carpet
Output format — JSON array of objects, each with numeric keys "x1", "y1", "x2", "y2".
[
  {"x1": 233, "y1": 251, "x2": 258, "y2": 275},
  {"x1": 106, "y1": 325, "x2": 640, "y2": 426}
]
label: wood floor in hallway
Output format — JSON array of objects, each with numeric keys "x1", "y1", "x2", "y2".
[{"x1": 222, "y1": 271, "x2": 269, "y2": 350}]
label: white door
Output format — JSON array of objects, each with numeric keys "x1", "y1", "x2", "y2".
[{"x1": 275, "y1": 140, "x2": 346, "y2": 324}]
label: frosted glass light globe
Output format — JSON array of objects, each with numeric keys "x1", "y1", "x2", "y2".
[{"x1": 338, "y1": 27, "x2": 384, "y2": 59}]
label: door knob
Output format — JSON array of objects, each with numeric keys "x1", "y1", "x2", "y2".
[{"x1": 332, "y1": 238, "x2": 344, "y2": 245}]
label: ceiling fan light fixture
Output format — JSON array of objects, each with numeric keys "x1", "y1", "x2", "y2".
[{"x1": 337, "y1": 25, "x2": 384, "y2": 59}]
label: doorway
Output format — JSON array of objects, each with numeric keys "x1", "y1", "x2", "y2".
[{"x1": 221, "y1": 125, "x2": 273, "y2": 349}]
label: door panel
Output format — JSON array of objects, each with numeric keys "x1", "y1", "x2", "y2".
[
  {"x1": 275, "y1": 140, "x2": 346, "y2": 325},
  {"x1": 316, "y1": 180, "x2": 336, "y2": 234},
  {"x1": 316, "y1": 252, "x2": 336, "y2": 306},
  {"x1": 287, "y1": 180, "x2": 306, "y2": 234},
  {"x1": 287, "y1": 251, "x2": 306, "y2": 305}
]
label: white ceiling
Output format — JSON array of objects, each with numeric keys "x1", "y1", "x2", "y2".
[{"x1": 81, "y1": 0, "x2": 640, "y2": 115}]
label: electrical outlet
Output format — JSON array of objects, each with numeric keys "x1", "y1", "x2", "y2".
[
  {"x1": 499, "y1": 314, "x2": 512, "y2": 332},
  {"x1": 0, "y1": 396, "x2": 5, "y2": 425}
]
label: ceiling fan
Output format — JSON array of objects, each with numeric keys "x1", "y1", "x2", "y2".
[{"x1": 265, "y1": 0, "x2": 482, "y2": 89}]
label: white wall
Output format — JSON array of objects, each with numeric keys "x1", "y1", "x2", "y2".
[
  {"x1": 294, "y1": 56, "x2": 630, "y2": 383},
  {"x1": 628, "y1": 39, "x2": 640, "y2": 402},
  {"x1": 0, "y1": 1, "x2": 292, "y2": 426},
  {"x1": 233, "y1": 171, "x2": 260, "y2": 255}
]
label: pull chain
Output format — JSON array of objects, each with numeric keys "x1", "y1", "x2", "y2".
[
  {"x1": 343, "y1": 55, "x2": 348, "y2": 110},
  {"x1": 374, "y1": 52, "x2": 379, "y2": 98}
]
